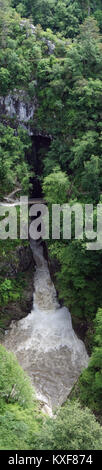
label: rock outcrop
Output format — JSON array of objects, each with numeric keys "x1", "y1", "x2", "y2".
[
  {"x1": 0, "y1": 90, "x2": 37, "y2": 134},
  {"x1": 0, "y1": 245, "x2": 34, "y2": 333}
]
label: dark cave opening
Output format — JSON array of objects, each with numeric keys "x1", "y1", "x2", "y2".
[{"x1": 27, "y1": 135, "x2": 51, "y2": 198}]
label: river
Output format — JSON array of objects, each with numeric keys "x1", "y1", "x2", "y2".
[{"x1": 3, "y1": 239, "x2": 89, "y2": 412}]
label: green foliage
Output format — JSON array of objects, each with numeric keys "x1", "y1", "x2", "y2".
[
  {"x1": 0, "y1": 402, "x2": 43, "y2": 450},
  {"x1": 79, "y1": 308, "x2": 102, "y2": 413},
  {"x1": 43, "y1": 166, "x2": 69, "y2": 204},
  {"x1": 0, "y1": 68, "x2": 10, "y2": 94},
  {"x1": 0, "y1": 344, "x2": 34, "y2": 407},
  {"x1": 0, "y1": 277, "x2": 24, "y2": 305},
  {"x1": 48, "y1": 240, "x2": 102, "y2": 320},
  {"x1": 0, "y1": 406, "x2": 31, "y2": 450},
  {"x1": 0, "y1": 124, "x2": 32, "y2": 196},
  {"x1": 31, "y1": 400, "x2": 102, "y2": 450},
  {"x1": 0, "y1": 345, "x2": 42, "y2": 450},
  {"x1": 11, "y1": 0, "x2": 102, "y2": 37}
]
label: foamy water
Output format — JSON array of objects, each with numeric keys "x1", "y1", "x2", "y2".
[{"x1": 3, "y1": 240, "x2": 89, "y2": 410}]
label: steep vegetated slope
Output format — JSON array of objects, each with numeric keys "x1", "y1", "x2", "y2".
[{"x1": 0, "y1": 0, "x2": 102, "y2": 447}]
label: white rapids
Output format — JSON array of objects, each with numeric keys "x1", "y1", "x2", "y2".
[{"x1": 3, "y1": 240, "x2": 89, "y2": 409}]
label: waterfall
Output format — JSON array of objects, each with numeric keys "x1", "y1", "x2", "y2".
[{"x1": 3, "y1": 240, "x2": 89, "y2": 411}]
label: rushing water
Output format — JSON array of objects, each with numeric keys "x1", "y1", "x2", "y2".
[{"x1": 3, "y1": 240, "x2": 89, "y2": 411}]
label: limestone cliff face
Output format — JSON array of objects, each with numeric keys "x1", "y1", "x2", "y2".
[
  {"x1": 0, "y1": 90, "x2": 37, "y2": 135},
  {"x1": 0, "y1": 89, "x2": 51, "y2": 138}
]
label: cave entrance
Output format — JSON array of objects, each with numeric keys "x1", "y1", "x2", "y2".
[{"x1": 28, "y1": 135, "x2": 51, "y2": 198}]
